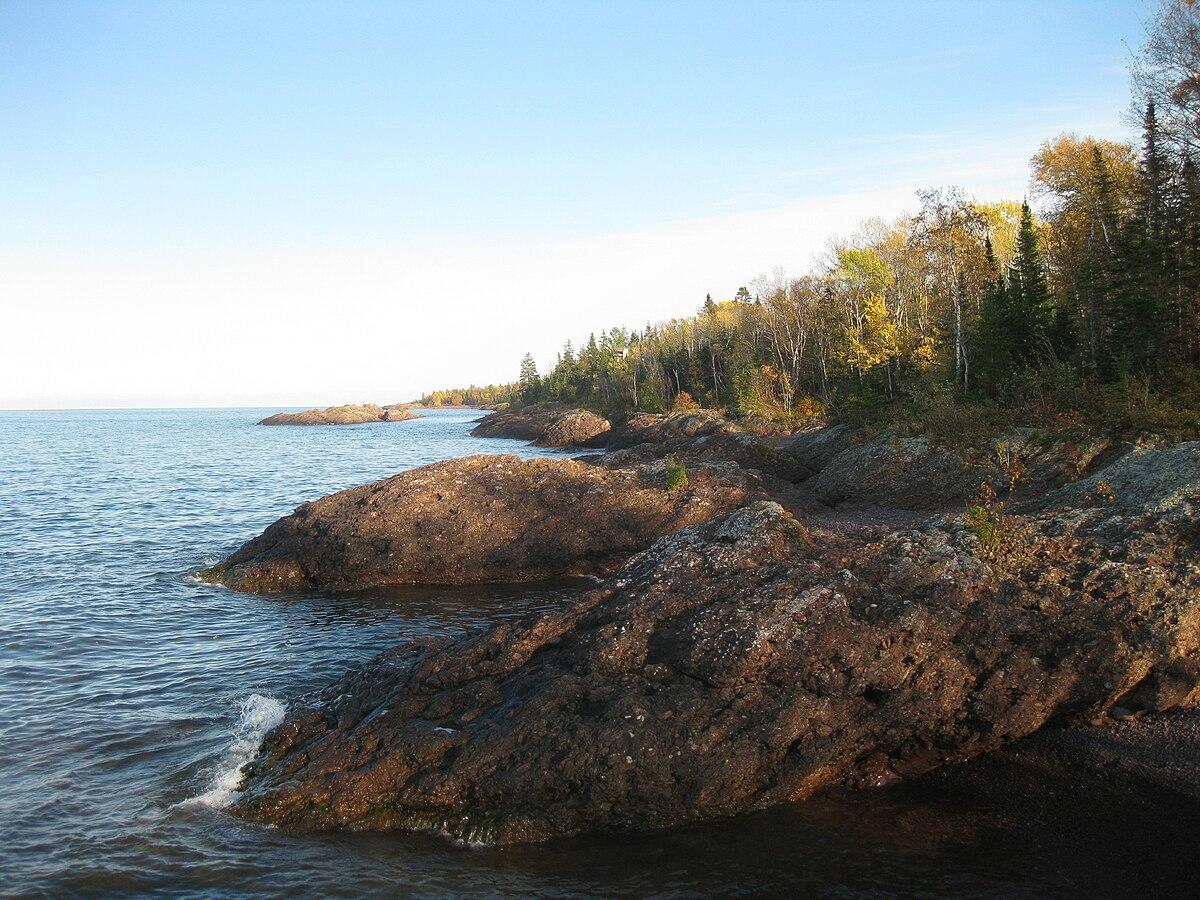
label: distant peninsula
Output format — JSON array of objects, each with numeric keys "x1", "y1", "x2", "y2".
[{"x1": 258, "y1": 403, "x2": 419, "y2": 426}]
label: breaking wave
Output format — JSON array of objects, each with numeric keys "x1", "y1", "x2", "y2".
[{"x1": 183, "y1": 693, "x2": 286, "y2": 809}]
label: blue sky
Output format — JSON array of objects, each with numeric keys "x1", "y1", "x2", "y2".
[{"x1": 1, "y1": 0, "x2": 1151, "y2": 406}]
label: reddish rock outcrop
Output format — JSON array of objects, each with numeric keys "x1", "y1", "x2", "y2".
[
  {"x1": 470, "y1": 403, "x2": 611, "y2": 447},
  {"x1": 231, "y1": 473, "x2": 1200, "y2": 842},
  {"x1": 602, "y1": 411, "x2": 809, "y2": 481},
  {"x1": 201, "y1": 455, "x2": 758, "y2": 592},
  {"x1": 259, "y1": 404, "x2": 418, "y2": 426}
]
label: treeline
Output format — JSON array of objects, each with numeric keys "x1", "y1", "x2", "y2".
[
  {"x1": 419, "y1": 383, "x2": 518, "y2": 407},
  {"x1": 509, "y1": 2, "x2": 1200, "y2": 438}
]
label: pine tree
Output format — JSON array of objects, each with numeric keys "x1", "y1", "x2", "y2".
[
  {"x1": 1140, "y1": 101, "x2": 1170, "y2": 239},
  {"x1": 1007, "y1": 202, "x2": 1054, "y2": 366},
  {"x1": 518, "y1": 352, "x2": 540, "y2": 401},
  {"x1": 1175, "y1": 155, "x2": 1200, "y2": 363},
  {"x1": 1108, "y1": 102, "x2": 1172, "y2": 374},
  {"x1": 702, "y1": 293, "x2": 716, "y2": 314},
  {"x1": 972, "y1": 238, "x2": 1013, "y2": 392},
  {"x1": 1079, "y1": 147, "x2": 1120, "y2": 372}
]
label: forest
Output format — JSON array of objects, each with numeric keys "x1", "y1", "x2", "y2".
[{"x1": 425, "y1": 1, "x2": 1200, "y2": 439}]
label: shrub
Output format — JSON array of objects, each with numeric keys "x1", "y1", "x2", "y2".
[
  {"x1": 671, "y1": 391, "x2": 700, "y2": 412},
  {"x1": 664, "y1": 454, "x2": 689, "y2": 491},
  {"x1": 735, "y1": 365, "x2": 826, "y2": 430},
  {"x1": 994, "y1": 439, "x2": 1027, "y2": 492},
  {"x1": 964, "y1": 481, "x2": 1004, "y2": 549}
]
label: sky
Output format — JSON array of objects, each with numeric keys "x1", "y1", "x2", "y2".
[{"x1": 1, "y1": 0, "x2": 1151, "y2": 409}]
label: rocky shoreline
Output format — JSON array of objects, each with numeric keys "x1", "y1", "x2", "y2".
[
  {"x1": 204, "y1": 406, "x2": 1200, "y2": 843},
  {"x1": 258, "y1": 403, "x2": 419, "y2": 426}
]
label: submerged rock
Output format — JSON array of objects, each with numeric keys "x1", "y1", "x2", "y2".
[
  {"x1": 470, "y1": 403, "x2": 611, "y2": 447},
  {"x1": 232, "y1": 492, "x2": 1200, "y2": 842},
  {"x1": 259, "y1": 404, "x2": 418, "y2": 426},
  {"x1": 201, "y1": 454, "x2": 758, "y2": 592}
]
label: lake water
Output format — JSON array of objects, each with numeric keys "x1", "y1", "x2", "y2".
[{"x1": 1, "y1": 407, "x2": 1196, "y2": 898}]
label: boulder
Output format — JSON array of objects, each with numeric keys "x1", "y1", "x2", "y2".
[
  {"x1": 470, "y1": 403, "x2": 610, "y2": 447},
  {"x1": 798, "y1": 433, "x2": 981, "y2": 509},
  {"x1": 200, "y1": 454, "x2": 758, "y2": 593},
  {"x1": 602, "y1": 411, "x2": 808, "y2": 482},
  {"x1": 231, "y1": 496, "x2": 1200, "y2": 842},
  {"x1": 539, "y1": 408, "x2": 612, "y2": 448}
]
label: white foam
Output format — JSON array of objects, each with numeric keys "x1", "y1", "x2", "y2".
[{"x1": 183, "y1": 693, "x2": 286, "y2": 809}]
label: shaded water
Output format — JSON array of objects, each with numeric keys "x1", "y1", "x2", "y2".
[{"x1": 1, "y1": 408, "x2": 1196, "y2": 898}]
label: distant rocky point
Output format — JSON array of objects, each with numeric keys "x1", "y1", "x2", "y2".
[{"x1": 257, "y1": 403, "x2": 418, "y2": 426}]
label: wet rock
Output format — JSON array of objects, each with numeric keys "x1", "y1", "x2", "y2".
[
  {"x1": 201, "y1": 455, "x2": 758, "y2": 592},
  {"x1": 259, "y1": 404, "x2": 418, "y2": 426},
  {"x1": 231, "y1": 497, "x2": 1200, "y2": 842},
  {"x1": 470, "y1": 403, "x2": 611, "y2": 447}
]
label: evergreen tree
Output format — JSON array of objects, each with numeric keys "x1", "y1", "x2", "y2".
[
  {"x1": 1108, "y1": 102, "x2": 1172, "y2": 374},
  {"x1": 971, "y1": 238, "x2": 1013, "y2": 392},
  {"x1": 1175, "y1": 155, "x2": 1200, "y2": 363},
  {"x1": 1078, "y1": 148, "x2": 1120, "y2": 371},
  {"x1": 703, "y1": 293, "x2": 716, "y2": 314},
  {"x1": 1140, "y1": 101, "x2": 1170, "y2": 239},
  {"x1": 1007, "y1": 202, "x2": 1054, "y2": 366},
  {"x1": 518, "y1": 352, "x2": 540, "y2": 401}
]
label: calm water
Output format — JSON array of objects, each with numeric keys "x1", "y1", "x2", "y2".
[{"x1": 1, "y1": 408, "x2": 1196, "y2": 898}]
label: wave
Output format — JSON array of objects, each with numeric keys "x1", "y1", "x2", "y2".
[{"x1": 182, "y1": 693, "x2": 285, "y2": 810}]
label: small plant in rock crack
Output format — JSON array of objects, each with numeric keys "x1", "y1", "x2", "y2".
[
  {"x1": 664, "y1": 454, "x2": 689, "y2": 492},
  {"x1": 965, "y1": 481, "x2": 1004, "y2": 549}
]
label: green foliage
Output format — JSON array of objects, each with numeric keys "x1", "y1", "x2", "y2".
[
  {"x1": 420, "y1": 383, "x2": 518, "y2": 407},
  {"x1": 664, "y1": 455, "x2": 688, "y2": 492},
  {"x1": 1007, "y1": 202, "x2": 1055, "y2": 365},
  {"x1": 518, "y1": 353, "x2": 541, "y2": 403},
  {"x1": 965, "y1": 482, "x2": 1004, "y2": 549}
]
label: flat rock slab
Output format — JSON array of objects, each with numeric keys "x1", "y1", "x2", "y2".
[{"x1": 202, "y1": 454, "x2": 757, "y2": 592}]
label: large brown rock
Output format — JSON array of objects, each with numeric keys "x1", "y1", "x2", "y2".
[
  {"x1": 232, "y1": 487, "x2": 1200, "y2": 843},
  {"x1": 201, "y1": 454, "x2": 758, "y2": 592},
  {"x1": 259, "y1": 403, "x2": 417, "y2": 426},
  {"x1": 470, "y1": 402, "x2": 610, "y2": 447},
  {"x1": 602, "y1": 411, "x2": 808, "y2": 481}
]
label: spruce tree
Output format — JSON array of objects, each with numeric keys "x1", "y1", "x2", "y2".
[
  {"x1": 1080, "y1": 148, "x2": 1120, "y2": 372},
  {"x1": 1176, "y1": 155, "x2": 1200, "y2": 364},
  {"x1": 1140, "y1": 101, "x2": 1170, "y2": 240},
  {"x1": 971, "y1": 237, "x2": 1013, "y2": 393},
  {"x1": 1007, "y1": 202, "x2": 1054, "y2": 366},
  {"x1": 518, "y1": 352, "x2": 540, "y2": 401},
  {"x1": 1109, "y1": 102, "x2": 1172, "y2": 374}
]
